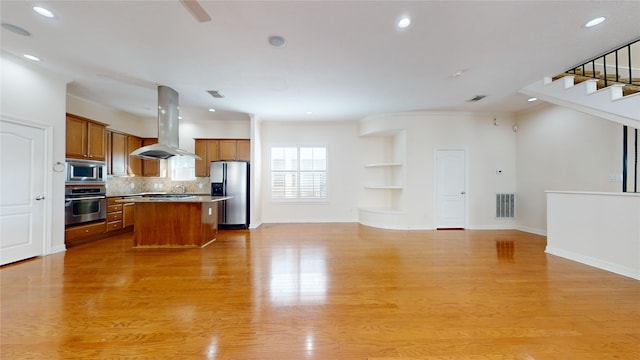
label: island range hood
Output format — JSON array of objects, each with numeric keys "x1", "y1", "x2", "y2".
[{"x1": 130, "y1": 85, "x2": 201, "y2": 160}]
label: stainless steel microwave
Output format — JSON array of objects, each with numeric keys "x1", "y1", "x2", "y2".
[{"x1": 65, "y1": 159, "x2": 106, "y2": 184}]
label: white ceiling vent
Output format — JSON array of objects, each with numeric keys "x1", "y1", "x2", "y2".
[
  {"x1": 207, "y1": 90, "x2": 224, "y2": 98},
  {"x1": 467, "y1": 95, "x2": 487, "y2": 102}
]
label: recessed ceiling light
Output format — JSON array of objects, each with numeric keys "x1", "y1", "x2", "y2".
[
  {"x1": 208, "y1": 108, "x2": 216, "y2": 112},
  {"x1": 1, "y1": 23, "x2": 31, "y2": 36},
  {"x1": 269, "y1": 35, "x2": 286, "y2": 48},
  {"x1": 24, "y1": 54, "x2": 40, "y2": 61},
  {"x1": 397, "y1": 16, "x2": 411, "y2": 29},
  {"x1": 585, "y1": 17, "x2": 605, "y2": 28},
  {"x1": 32, "y1": 6, "x2": 55, "y2": 18},
  {"x1": 306, "y1": 111, "x2": 313, "y2": 115},
  {"x1": 527, "y1": 97, "x2": 538, "y2": 102}
]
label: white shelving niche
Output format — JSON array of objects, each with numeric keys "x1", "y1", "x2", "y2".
[{"x1": 358, "y1": 129, "x2": 407, "y2": 229}]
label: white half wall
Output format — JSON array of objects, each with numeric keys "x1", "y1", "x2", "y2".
[{"x1": 546, "y1": 191, "x2": 640, "y2": 280}]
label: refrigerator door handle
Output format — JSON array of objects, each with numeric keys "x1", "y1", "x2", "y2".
[{"x1": 222, "y1": 163, "x2": 227, "y2": 223}]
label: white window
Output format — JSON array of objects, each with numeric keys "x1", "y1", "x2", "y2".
[
  {"x1": 170, "y1": 156, "x2": 196, "y2": 181},
  {"x1": 271, "y1": 146, "x2": 327, "y2": 200}
]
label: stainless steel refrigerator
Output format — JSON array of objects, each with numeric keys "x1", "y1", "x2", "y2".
[{"x1": 210, "y1": 161, "x2": 249, "y2": 229}]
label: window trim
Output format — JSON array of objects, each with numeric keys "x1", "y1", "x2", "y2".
[{"x1": 269, "y1": 145, "x2": 328, "y2": 203}]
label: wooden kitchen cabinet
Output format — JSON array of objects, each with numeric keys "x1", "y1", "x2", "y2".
[
  {"x1": 106, "y1": 198, "x2": 123, "y2": 232},
  {"x1": 195, "y1": 138, "x2": 250, "y2": 176},
  {"x1": 219, "y1": 139, "x2": 250, "y2": 161},
  {"x1": 141, "y1": 138, "x2": 166, "y2": 177},
  {"x1": 128, "y1": 136, "x2": 143, "y2": 176},
  {"x1": 194, "y1": 139, "x2": 219, "y2": 177},
  {"x1": 123, "y1": 203, "x2": 135, "y2": 228},
  {"x1": 105, "y1": 130, "x2": 112, "y2": 174},
  {"x1": 237, "y1": 140, "x2": 250, "y2": 161},
  {"x1": 108, "y1": 131, "x2": 144, "y2": 176},
  {"x1": 66, "y1": 114, "x2": 106, "y2": 161},
  {"x1": 110, "y1": 131, "x2": 128, "y2": 175},
  {"x1": 64, "y1": 221, "x2": 107, "y2": 247},
  {"x1": 107, "y1": 197, "x2": 135, "y2": 232}
]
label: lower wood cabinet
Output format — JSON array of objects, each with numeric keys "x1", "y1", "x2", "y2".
[
  {"x1": 64, "y1": 221, "x2": 107, "y2": 247},
  {"x1": 107, "y1": 197, "x2": 135, "y2": 231},
  {"x1": 65, "y1": 221, "x2": 106, "y2": 242},
  {"x1": 106, "y1": 198, "x2": 124, "y2": 232},
  {"x1": 123, "y1": 203, "x2": 135, "y2": 228},
  {"x1": 65, "y1": 197, "x2": 135, "y2": 248}
]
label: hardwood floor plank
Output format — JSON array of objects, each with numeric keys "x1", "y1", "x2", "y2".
[{"x1": 1, "y1": 224, "x2": 639, "y2": 359}]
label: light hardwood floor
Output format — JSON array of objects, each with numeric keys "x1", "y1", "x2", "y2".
[{"x1": 1, "y1": 224, "x2": 639, "y2": 359}]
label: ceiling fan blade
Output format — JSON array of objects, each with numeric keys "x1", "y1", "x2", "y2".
[{"x1": 179, "y1": 0, "x2": 212, "y2": 23}]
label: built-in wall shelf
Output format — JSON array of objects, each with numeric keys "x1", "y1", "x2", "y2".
[{"x1": 358, "y1": 125, "x2": 407, "y2": 229}]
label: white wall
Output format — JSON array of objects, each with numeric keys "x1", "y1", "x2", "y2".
[
  {"x1": 515, "y1": 103, "x2": 623, "y2": 235},
  {"x1": 67, "y1": 95, "x2": 151, "y2": 135},
  {"x1": 250, "y1": 115, "x2": 263, "y2": 228},
  {"x1": 359, "y1": 112, "x2": 518, "y2": 229},
  {"x1": 260, "y1": 121, "x2": 360, "y2": 223},
  {"x1": 1, "y1": 52, "x2": 67, "y2": 252},
  {"x1": 178, "y1": 118, "x2": 250, "y2": 152}
]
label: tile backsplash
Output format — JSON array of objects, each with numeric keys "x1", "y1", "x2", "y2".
[{"x1": 106, "y1": 176, "x2": 210, "y2": 196}]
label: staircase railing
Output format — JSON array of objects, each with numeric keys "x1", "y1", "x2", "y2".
[
  {"x1": 563, "y1": 38, "x2": 639, "y2": 193},
  {"x1": 565, "y1": 38, "x2": 639, "y2": 88}
]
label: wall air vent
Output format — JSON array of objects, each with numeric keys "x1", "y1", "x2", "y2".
[
  {"x1": 207, "y1": 90, "x2": 224, "y2": 98},
  {"x1": 467, "y1": 95, "x2": 487, "y2": 102},
  {"x1": 496, "y1": 193, "x2": 516, "y2": 218}
]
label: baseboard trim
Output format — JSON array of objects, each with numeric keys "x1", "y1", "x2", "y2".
[
  {"x1": 49, "y1": 244, "x2": 66, "y2": 254},
  {"x1": 517, "y1": 225, "x2": 547, "y2": 236},
  {"x1": 545, "y1": 246, "x2": 640, "y2": 280}
]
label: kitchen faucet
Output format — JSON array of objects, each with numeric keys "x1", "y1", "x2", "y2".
[{"x1": 174, "y1": 184, "x2": 186, "y2": 193}]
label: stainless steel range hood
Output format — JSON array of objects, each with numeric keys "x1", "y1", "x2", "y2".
[{"x1": 130, "y1": 86, "x2": 201, "y2": 160}]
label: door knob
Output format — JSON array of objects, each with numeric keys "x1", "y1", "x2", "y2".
[{"x1": 35, "y1": 196, "x2": 45, "y2": 200}]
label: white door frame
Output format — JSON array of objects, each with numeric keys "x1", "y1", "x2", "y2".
[
  {"x1": 1, "y1": 115, "x2": 54, "y2": 261},
  {"x1": 434, "y1": 148, "x2": 468, "y2": 229}
]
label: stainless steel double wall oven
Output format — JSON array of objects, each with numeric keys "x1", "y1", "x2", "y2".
[{"x1": 64, "y1": 159, "x2": 107, "y2": 227}]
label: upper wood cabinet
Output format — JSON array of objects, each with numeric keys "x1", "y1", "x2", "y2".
[
  {"x1": 237, "y1": 140, "x2": 250, "y2": 161},
  {"x1": 141, "y1": 138, "x2": 166, "y2": 177},
  {"x1": 110, "y1": 131, "x2": 128, "y2": 176},
  {"x1": 66, "y1": 114, "x2": 106, "y2": 161},
  {"x1": 219, "y1": 139, "x2": 251, "y2": 161},
  {"x1": 194, "y1": 139, "x2": 219, "y2": 177},
  {"x1": 127, "y1": 136, "x2": 142, "y2": 176},
  {"x1": 108, "y1": 131, "x2": 145, "y2": 176},
  {"x1": 105, "y1": 130, "x2": 113, "y2": 174}
]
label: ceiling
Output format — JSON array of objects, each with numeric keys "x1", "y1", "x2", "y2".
[{"x1": 2, "y1": 1, "x2": 639, "y2": 122}]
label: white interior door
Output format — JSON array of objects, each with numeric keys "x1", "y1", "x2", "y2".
[
  {"x1": 436, "y1": 149, "x2": 466, "y2": 229},
  {"x1": 1, "y1": 120, "x2": 46, "y2": 265}
]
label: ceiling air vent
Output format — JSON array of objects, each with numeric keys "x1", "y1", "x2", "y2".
[
  {"x1": 207, "y1": 90, "x2": 224, "y2": 98},
  {"x1": 467, "y1": 95, "x2": 487, "y2": 102}
]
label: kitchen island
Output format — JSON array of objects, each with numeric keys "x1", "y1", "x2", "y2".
[{"x1": 118, "y1": 195, "x2": 231, "y2": 248}]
